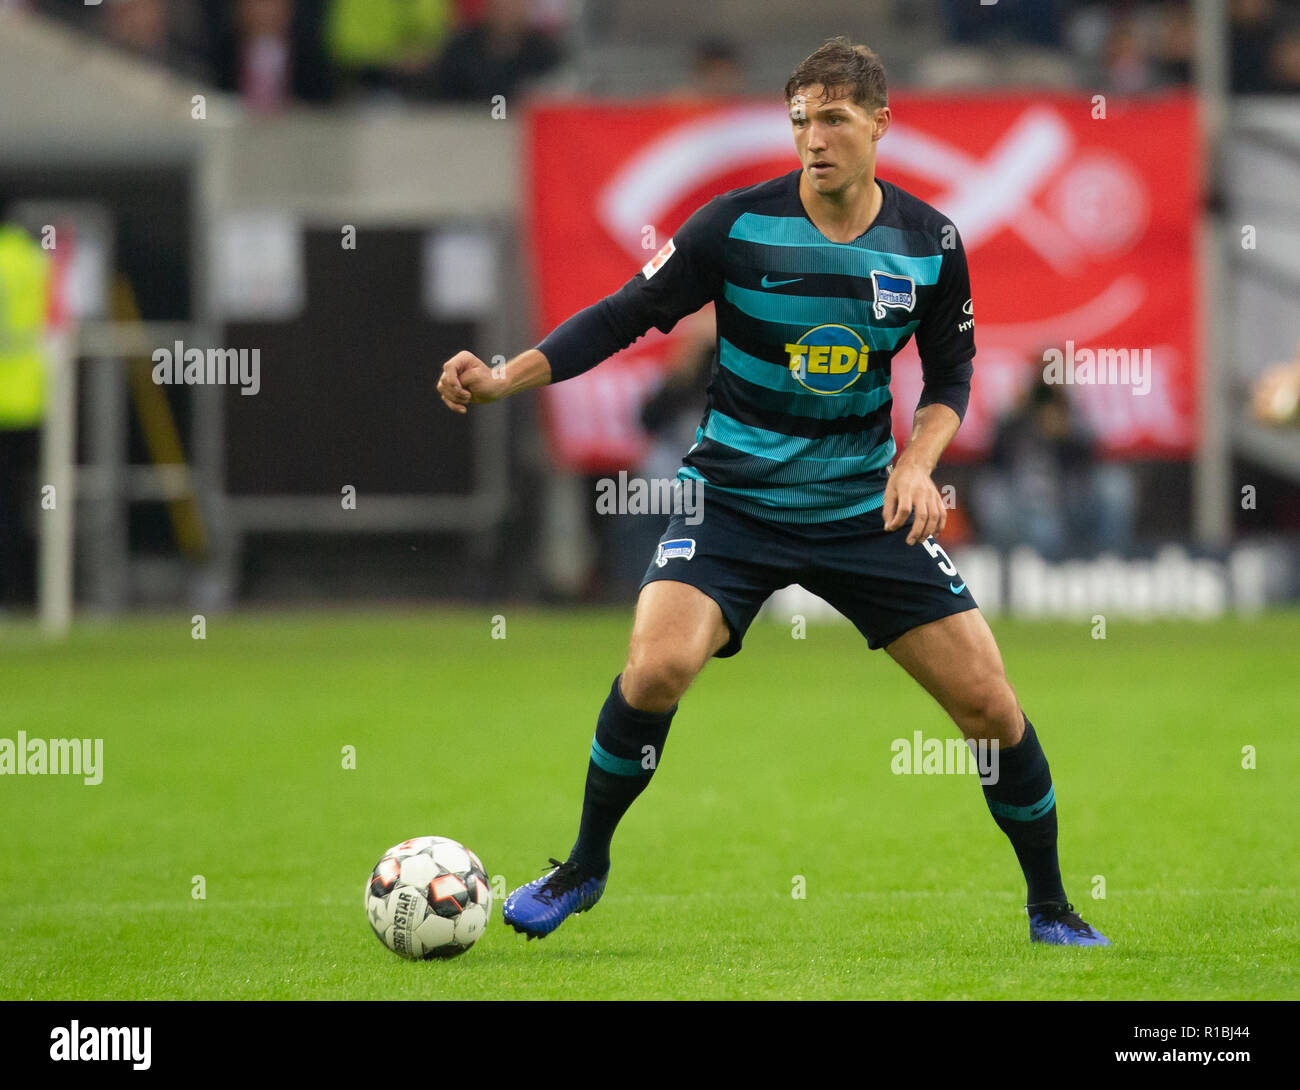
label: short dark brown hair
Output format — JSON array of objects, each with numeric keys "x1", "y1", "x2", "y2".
[{"x1": 783, "y1": 36, "x2": 888, "y2": 112}]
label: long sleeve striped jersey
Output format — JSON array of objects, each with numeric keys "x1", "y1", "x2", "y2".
[{"x1": 536, "y1": 168, "x2": 976, "y2": 524}]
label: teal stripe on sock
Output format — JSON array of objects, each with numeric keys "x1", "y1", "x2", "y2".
[
  {"x1": 590, "y1": 737, "x2": 645, "y2": 777},
  {"x1": 987, "y1": 785, "x2": 1056, "y2": 822}
]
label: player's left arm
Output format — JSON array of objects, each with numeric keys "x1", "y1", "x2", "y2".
[
  {"x1": 884, "y1": 403, "x2": 961, "y2": 544},
  {"x1": 883, "y1": 223, "x2": 975, "y2": 546}
]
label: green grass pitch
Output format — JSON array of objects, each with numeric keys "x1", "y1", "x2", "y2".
[{"x1": 1, "y1": 608, "x2": 1296, "y2": 1000}]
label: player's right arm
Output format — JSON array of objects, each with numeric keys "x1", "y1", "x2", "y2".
[
  {"x1": 436, "y1": 197, "x2": 726, "y2": 414},
  {"x1": 437, "y1": 347, "x2": 550, "y2": 414}
]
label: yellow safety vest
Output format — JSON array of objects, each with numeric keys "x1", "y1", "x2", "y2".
[
  {"x1": 327, "y1": 0, "x2": 451, "y2": 68},
  {"x1": 0, "y1": 225, "x2": 49, "y2": 428}
]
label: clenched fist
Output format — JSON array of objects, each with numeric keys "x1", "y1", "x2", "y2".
[{"x1": 437, "y1": 350, "x2": 508, "y2": 415}]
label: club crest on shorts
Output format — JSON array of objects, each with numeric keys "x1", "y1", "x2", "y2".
[
  {"x1": 870, "y1": 270, "x2": 916, "y2": 320},
  {"x1": 654, "y1": 538, "x2": 696, "y2": 567}
]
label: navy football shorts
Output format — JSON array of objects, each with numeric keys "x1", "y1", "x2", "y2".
[{"x1": 639, "y1": 496, "x2": 979, "y2": 657}]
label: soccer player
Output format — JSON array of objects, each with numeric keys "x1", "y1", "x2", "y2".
[{"x1": 437, "y1": 37, "x2": 1110, "y2": 947}]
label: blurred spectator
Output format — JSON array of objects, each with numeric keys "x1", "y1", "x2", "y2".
[
  {"x1": 687, "y1": 38, "x2": 745, "y2": 99},
  {"x1": 665, "y1": 37, "x2": 745, "y2": 101},
  {"x1": 924, "y1": 0, "x2": 1079, "y2": 89},
  {"x1": 210, "y1": 0, "x2": 335, "y2": 111},
  {"x1": 326, "y1": 0, "x2": 453, "y2": 101},
  {"x1": 1225, "y1": 0, "x2": 1300, "y2": 93},
  {"x1": 98, "y1": 0, "x2": 209, "y2": 81},
  {"x1": 1152, "y1": 0, "x2": 1195, "y2": 84},
  {"x1": 1102, "y1": 12, "x2": 1159, "y2": 92},
  {"x1": 0, "y1": 223, "x2": 51, "y2": 610},
  {"x1": 942, "y1": 0, "x2": 1065, "y2": 49},
  {"x1": 430, "y1": 0, "x2": 561, "y2": 103},
  {"x1": 972, "y1": 365, "x2": 1137, "y2": 559},
  {"x1": 102, "y1": 0, "x2": 167, "y2": 58},
  {"x1": 638, "y1": 308, "x2": 713, "y2": 486},
  {"x1": 1066, "y1": 1, "x2": 1195, "y2": 93},
  {"x1": 1268, "y1": 18, "x2": 1300, "y2": 92},
  {"x1": 453, "y1": 0, "x2": 569, "y2": 33},
  {"x1": 1251, "y1": 341, "x2": 1300, "y2": 425},
  {"x1": 1231, "y1": 0, "x2": 1278, "y2": 93}
]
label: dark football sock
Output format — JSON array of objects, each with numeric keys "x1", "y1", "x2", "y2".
[
  {"x1": 981, "y1": 715, "x2": 1068, "y2": 907},
  {"x1": 568, "y1": 674, "x2": 675, "y2": 875}
]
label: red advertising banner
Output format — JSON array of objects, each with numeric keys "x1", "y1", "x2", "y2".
[{"x1": 525, "y1": 94, "x2": 1199, "y2": 473}]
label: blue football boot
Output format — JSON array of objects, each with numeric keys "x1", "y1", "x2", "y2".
[
  {"x1": 502, "y1": 857, "x2": 609, "y2": 939},
  {"x1": 1027, "y1": 901, "x2": 1112, "y2": 946}
]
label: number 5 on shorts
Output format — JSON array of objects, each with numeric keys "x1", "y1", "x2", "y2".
[{"x1": 922, "y1": 537, "x2": 957, "y2": 577}]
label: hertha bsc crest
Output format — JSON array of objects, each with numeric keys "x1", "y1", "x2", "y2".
[
  {"x1": 654, "y1": 538, "x2": 696, "y2": 567},
  {"x1": 870, "y1": 270, "x2": 916, "y2": 319}
]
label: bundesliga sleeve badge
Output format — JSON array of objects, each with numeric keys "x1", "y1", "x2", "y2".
[{"x1": 642, "y1": 237, "x2": 676, "y2": 279}]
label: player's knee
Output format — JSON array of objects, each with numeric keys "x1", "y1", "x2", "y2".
[
  {"x1": 953, "y1": 681, "x2": 1021, "y2": 742},
  {"x1": 621, "y1": 647, "x2": 702, "y2": 712}
]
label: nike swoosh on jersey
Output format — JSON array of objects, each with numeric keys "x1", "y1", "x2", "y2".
[
  {"x1": 949, "y1": 581, "x2": 966, "y2": 594},
  {"x1": 760, "y1": 274, "x2": 802, "y2": 288}
]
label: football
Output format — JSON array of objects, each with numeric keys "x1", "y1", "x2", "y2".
[{"x1": 365, "y1": 836, "x2": 492, "y2": 959}]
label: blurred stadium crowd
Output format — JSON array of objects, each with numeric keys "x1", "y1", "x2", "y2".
[{"x1": 6, "y1": 0, "x2": 1300, "y2": 110}]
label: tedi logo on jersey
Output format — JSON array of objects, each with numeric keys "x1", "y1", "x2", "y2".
[
  {"x1": 870, "y1": 270, "x2": 916, "y2": 320},
  {"x1": 784, "y1": 324, "x2": 871, "y2": 395}
]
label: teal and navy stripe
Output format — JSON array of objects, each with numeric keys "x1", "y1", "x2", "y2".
[
  {"x1": 728, "y1": 209, "x2": 943, "y2": 262},
  {"x1": 590, "y1": 736, "x2": 646, "y2": 778},
  {"x1": 985, "y1": 785, "x2": 1056, "y2": 822}
]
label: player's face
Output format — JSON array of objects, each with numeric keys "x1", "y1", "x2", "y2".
[{"x1": 788, "y1": 84, "x2": 888, "y2": 195}]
